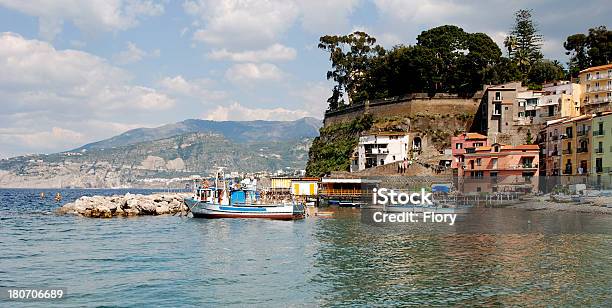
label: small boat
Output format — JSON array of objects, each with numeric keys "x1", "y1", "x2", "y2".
[{"x1": 185, "y1": 172, "x2": 305, "y2": 220}]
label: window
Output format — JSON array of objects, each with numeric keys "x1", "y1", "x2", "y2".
[
  {"x1": 455, "y1": 143, "x2": 463, "y2": 149},
  {"x1": 519, "y1": 101, "x2": 525, "y2": 107},
  {"x1": 518, "y1": 112, "x2": 524, "y2": 118},
  {"x1": 505, "y1": 107, "x2": 509, "y2": 110},
  {"x1": 566, "y1": 127, "x2": 573, "y2": 138},
  {"x1": 474, "y1": 142, "x2": 484, "y2": 147},
  {"x1": 492, "y1": 158, "x2": 498, "y2": 169},
  {"x1": 495, "y1": 92, "x2": 501, "y2": 100},
  {"x1": 476, "y1": 158, "x2": 482, "y2": 166}
]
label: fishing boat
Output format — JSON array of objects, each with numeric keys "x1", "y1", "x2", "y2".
[{"x1": 184, "y1": 171, "x2": 305, "y2": 220}]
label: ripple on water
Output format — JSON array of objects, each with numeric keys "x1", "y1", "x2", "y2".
[{"x1": 0, "y1": 189, "x2": 611, "y2": 307}]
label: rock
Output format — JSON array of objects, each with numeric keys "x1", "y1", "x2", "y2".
[
  {"x1": 57, "y1": 193, "x2": 191, "y2": 218},
  {"x1": 155, "y1": 203, "x2": 170, "y2": 215}
]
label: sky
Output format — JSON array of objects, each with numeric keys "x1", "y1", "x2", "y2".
[{"x1": 0, "y1": 0, "x2": 610, "y2": 158}]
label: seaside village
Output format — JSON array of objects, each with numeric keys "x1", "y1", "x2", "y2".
[{"x1": 261, "y1": 64, "x2": 612, "y2": 206}]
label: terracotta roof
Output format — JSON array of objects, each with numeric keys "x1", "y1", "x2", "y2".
[
  {"x1": 476, "y1": 146, "x2": 492, "y2": 151},
  {"x1": 579, "y1": 63, "x2": 612, "y2": 74},
  {"x1": 510, "y1": 145, "x2": 540, "y2": 151},
  {"x1": 465, "y1": 133, "x2": 487, "y2": 139}
]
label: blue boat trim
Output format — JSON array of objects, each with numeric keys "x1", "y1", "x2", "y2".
[{"x1": 219, "y1": 206, "x2": 267, "y2": 212}]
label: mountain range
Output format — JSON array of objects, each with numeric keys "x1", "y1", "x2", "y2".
[{"x1": 0, "y1": 117, "x2": 322, "y2": 188}]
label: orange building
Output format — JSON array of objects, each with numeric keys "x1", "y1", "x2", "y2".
[{"x1": 456, "y1": 143, "x2": 540, "y2": 193}]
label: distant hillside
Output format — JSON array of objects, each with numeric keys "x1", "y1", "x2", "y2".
[
  {"x1": 0, "y1": 117, "x2": 320, "y2": 188},
  {"x1": 75, "y1": 117, "x2": 322, "y2": 151}
]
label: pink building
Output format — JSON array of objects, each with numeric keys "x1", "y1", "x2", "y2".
[
  {"x1": 456, "y1": 143, "x2": 540, "y2": 193},
  {"x1": 451, "y1": 133, "x2": 488, "y2": 171}
]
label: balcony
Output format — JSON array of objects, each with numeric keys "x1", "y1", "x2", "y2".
[
  {"x1": 551, "y1": 151, "x2": 560, "y2": 156},
  {"x1": 562, "y1": 149, "x2": 573, "y2": 155},
  {"x1": 595, "y1": 148, "x2": 604, "y2": 154},
  {"x1": 577, "y1": 147, "x2": 589, "y2": 153},
  {"x1": 551, "y1": 135, "x2": 559, "y2": 141},
  {"x1": 563, "y1": 167, "x2": 573, "y2": 175},
  {"x1": 577, "y1": 130, "x2": 589, "y2": 137},
  {"x1": 371, "y1": 148, "x2": 389, "y2": 154},
  {"x1": 593, "y1": 130, "x2": 605, "y2": 137}
]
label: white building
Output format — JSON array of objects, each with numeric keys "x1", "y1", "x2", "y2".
[
  {"x1": 534, "y1": 81, "x2": 582, "y2": 123},
  {"x1": 351, "y1": 132, "x2": 409, "y2": 172}
]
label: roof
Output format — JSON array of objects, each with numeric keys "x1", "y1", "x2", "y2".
[
  {"x1": 579, "y1": 63, "x2": 612, "y2": 74},
  {"x1": 511, "y1": 144, "x2": 540, "y2": 151},
  {"x1": 465, "y1": 133, "x2": 487, "y2": 139}
]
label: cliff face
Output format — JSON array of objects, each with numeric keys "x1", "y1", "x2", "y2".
[
  {"x1": 306, "y1": 98, "x2": 478, "y2": 176},
  {"x1": 306, "y1": 115, "x2": 373, "y2": 176}
]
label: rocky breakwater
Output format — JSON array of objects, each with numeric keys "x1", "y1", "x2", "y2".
[{"x1": 57, "y1": 193, "x2": 190, "y2": 218}]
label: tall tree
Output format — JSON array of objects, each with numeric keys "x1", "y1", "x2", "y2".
[
  {"x1": 527, "y1": 59, "x2": 566, "y2": 86},
  {"x1": 505, "y1": 9, "x2": 543, "y2": 75},
  {"x1": 565, "y1": 26, "x2": 612, "y2": 76},
  {"x1": 318, "y1": 31, "x2": 385, "y2": 109}
]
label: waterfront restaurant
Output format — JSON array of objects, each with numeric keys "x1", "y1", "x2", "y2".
[{"x1": 319, "y1": 177, "x2": 380, "y2": 205}]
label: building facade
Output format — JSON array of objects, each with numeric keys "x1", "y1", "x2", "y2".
[
  {"x1": 454, "y1": 143, "x2": 540, "y2": 193},
  {"x1": 536, "y1": 81, "x2": 583, "y2": 123},
  {"x1": 352, "y1": 132, "x2": 409, "y2": 171},
  {"x1": 579, "y1": 64, "x2": 612, "y2": 113},
  {"x1": 591, "y1": 112, "x2": 612, "y2": 175},
  {"x1": 482, "y1": 82, "x2": 540, "y2": 146},
  {"x1": 450, "y1": 133, "x2": 488, "y2": 175}
]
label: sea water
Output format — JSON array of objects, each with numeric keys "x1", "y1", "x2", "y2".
[{"x1": 1, "y1": 189, "x2": 611, "y2": 307}]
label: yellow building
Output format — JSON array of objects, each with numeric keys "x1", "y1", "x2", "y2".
[
  {"x1": 574, "y1": 115, "x2": 593, "y2": 175},
  {"x1": 591, "y1": 112, "x2": 612, "y2": 176},
  {"x1": 579, "y1": 63, "x2": 612, "y2": 113},
  {"x1": 290, "y1": 178, "x2": 319, "y2": 196}
]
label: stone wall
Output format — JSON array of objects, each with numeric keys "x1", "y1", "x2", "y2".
[{"x1": 323, "y1": 94, "x2": 482, "y2": 127}]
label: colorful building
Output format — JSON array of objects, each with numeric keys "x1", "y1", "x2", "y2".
[
  {"x1": 454, "y1": 143, "x2": 540, "y2": 193},
  {"x1": 579, "y1": 63, "x2": 612, "y2": 113},
  {"x1": 536, "y1": 81, "x2": 583, "y2": 123},
  {"x1": 591, "y1": 112, "x2": 612, "y2": 176},
  {"x1": 450, "y1": 132, "x2": 488, "y2": 174}
]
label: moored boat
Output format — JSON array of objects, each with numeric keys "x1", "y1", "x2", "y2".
[{"x1": 184, "y1": 172, "x2": 305, "y2": 220}]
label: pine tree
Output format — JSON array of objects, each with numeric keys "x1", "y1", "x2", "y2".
[{"x1": 505, "y1": 9, "x2": 543, "y2": 75}]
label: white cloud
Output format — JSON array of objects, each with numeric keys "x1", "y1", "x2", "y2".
[
  {"x1": 373, "y1": 0, "x2": 471, "y2": 24},
  {"x1": 205, "y1": 102, "x2": 310, "y2": 121},
  {"x1": 113, "y1": 41, "x2": 160, "y2": 64},
  {"x1": 290, "y1": 82, "x2": 330, "y2": 117},
  {"x1": 296, "y1": 0, "x2": 360, "y2": 34},
  {"x1": 114, "y1": 41, "x2": 147, "y2": 64},
  {"x1": 158, "y1": 75, "x2": 226, "y2": 100},
  {"x1": 0, "y1": 32, "x2": 173, "y2": 112},
  {"x1": 0, "y1": 0, "x2": 164, "y2": 40},
  {"x1": 225, "y1": 63, "x2": 284, "y2": 84},
  {"x1": 0, "y1": 32, "x2": 174, "y2": 155},
  {"x1": 208, "y1": 44, "x2": 297, "y2": 62},
  {"x1": 185, "y1": 0, "x2": 299, "y2": 48}
]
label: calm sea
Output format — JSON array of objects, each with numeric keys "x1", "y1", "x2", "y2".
[{"x1": 1, "y1": 189, "x2": 611, "y2": 307}]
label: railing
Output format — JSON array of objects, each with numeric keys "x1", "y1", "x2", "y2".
[
  {"x1": 563, "y1": 167, "x2": 573, "y2": 175},
  {"x1": 551, "y1": 151, "x2": 559, "y2": 156},
  {"x1": 577, "y1": 148, "x2": 589, "y2": 153},
  {"x1": 562, "y1": 149, "x2": 573, "y2": 154},
  {"x1": 551, "y1": 135, "x2": 559, "y2": 141},
  {"x1": 577, "y1": 130, "x2": 588, "y2": 136},
  {"x1": 492, "y1": 110, "x2": 501, "y2": 116},
  {"x1": 593, "y1": 130, "x2": 605, "y2": 136},
  {"x1": 595, "y1": 148, "x2": 604, "y2": 154}
]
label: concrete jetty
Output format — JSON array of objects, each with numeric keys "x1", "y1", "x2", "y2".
[{"x1": 57, "y1": 193, "x2": 190, "y2": 218}]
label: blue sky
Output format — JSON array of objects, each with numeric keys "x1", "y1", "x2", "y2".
[{"x1": 0, "y1": 0, "x2": 610, "y2": 158}]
